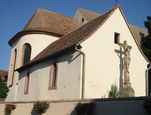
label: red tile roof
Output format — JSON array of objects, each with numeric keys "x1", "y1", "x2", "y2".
[
  {"x1": 8, "y1": 8, "x2": 80, "y2": 46},
  {"x1": 0, "y1": 70, "x2": 8, "y2": 81},
  {"x1": 24, "y1": 8, "x2": 80, "y2": 35}
]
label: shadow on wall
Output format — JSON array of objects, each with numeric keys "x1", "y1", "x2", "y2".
[
  {"x1": 115, "y1": 47, "x2": 124, "y2": 95},
  {"x1": 70, "y1": 98, "x2": 150, "y2": 115},
  {"x1": 19, "y1": 51, "x2": 79, "y2": 81}
]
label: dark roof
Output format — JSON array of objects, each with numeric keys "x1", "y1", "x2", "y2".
[
  {"x1": 24, "y1": 8, "x2": 80, "y2": 35},
  {"x1": 78, "y1": 8, "x2": 101, "y2": 21},
  {"x1": 128, "y1": 24, "x2": 148, "y2": 46},
  {"x1": 0, "y1": 70, "x2": 8, "y2": 81},
  {"x1": 9, "y1": 8, "x2": 80, "y2": 46},
  {"x1": 17, "y1": 6, "x2": 117, "y2": 72}
]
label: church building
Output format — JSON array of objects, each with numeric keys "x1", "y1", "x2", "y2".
[{"x1": 6, "y1": 5, "x2": 150, "y2": 102}]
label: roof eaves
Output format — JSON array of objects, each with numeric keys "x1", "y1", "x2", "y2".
[{"x1": 8, "y1": 30, "x2": 63, "y2": 46}]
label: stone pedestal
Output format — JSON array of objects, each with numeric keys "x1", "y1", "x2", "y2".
[{"x1": 122, "y1": 84, "x2": 135, "y2": 97}]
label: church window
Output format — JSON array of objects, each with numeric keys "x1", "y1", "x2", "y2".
[
  {"x1": 114, "y1": 32, "x2": 120, "y2": 44},
  {"x1": 22, "y1": 43, "x2": 31, "y2": 65},
  {"x1": 49, "y1": 63, "x2": 58, "y2": 89},
  {"x1": 9, "y1": 49, "x2": 17, "y2": 87},
  {"x1": 24, "y1": 71, "x2": 30, "y2": 94}
]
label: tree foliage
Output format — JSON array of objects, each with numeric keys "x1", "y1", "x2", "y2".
[
  {"x1": 141, "y1": 16, "x2": 151, "y2": 62},
  {"x1": 0, "y1": 75, "x2": 9, "y2": 98}
]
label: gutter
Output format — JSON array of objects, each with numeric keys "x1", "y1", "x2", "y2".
[
  {"x1": 146, "y1": 64, "x2": 151, "y2": 96},
  {"x1": 75, "y1": 45, "x2": 86, "y2": 100}
]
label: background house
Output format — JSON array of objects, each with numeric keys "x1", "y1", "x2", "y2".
[
  {"x1": 0, "y1": 70, "x2": 8, "y2": 82},
  {"x1": 6, "y1": 5, "x2": 150, "y2": 102}
]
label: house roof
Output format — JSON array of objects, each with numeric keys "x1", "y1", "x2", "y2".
[
  {"x1": 78, "y1": 8, "x2": 101, "y2": 21},
  {"x1": 23, "y1": 8, "x2": 80, "y2": 35},
  {"x1": 16, "y1": 5, "x2": 150, "y2": 72},
  {"x1": 8, "y1": 8, "x2": 80, "y2": 46},
  {"x1": 128, "y1": 24, "x2": 148, "y2": 46},
  {"x1": 0, "y1": 70, "x2": 8, "y2": 81},
  {"x1": 17, "y1": 6, "x2": 117, "y2": 72}
]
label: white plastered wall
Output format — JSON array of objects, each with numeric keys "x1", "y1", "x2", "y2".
[
  {"x1": 7, "y1": 51, "x2": 82, "y2": 102},
  {"x1": 81, "y1": 8, "x2": 148, "y2": 98},
  {"x1": 6, "y1": 34, "x2": 59, "y2": 102}
]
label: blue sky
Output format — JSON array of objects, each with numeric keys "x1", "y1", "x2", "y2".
[{"x1": 0, "y1": 0, "x2": 151, "y2": 71}]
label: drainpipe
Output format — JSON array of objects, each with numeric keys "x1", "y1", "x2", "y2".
[
  {"x1": 146, "y1": 64, "x2": 151, "y2": 96},
  {"x1": 75, "y1": 45, "x2": 85, "y2": 100}
]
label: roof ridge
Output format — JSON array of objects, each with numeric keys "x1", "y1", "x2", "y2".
[
  {"x1": 36, "y1": 8, "x2": 74, "y2": 19},
  {"x1": 78, "y1": 8, "x2": 101, "y2": 15}
]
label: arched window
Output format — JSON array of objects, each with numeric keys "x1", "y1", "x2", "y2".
[
  {"x1": 8, "y1": 49, "x2": 17, "y2": 87},
  {"x1": 22, "y1": 43, "x2": 31, "y2": 65}
]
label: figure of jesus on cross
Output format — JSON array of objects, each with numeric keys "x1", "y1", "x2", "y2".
[
  {"x1": 118, "y1": 40, "x2": 135, "y2": 97},
  {"x1": 119, "y1": 40, "x2": 132, "y2": 85}
]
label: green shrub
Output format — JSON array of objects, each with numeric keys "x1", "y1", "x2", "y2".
[
  {"x1": 33, "y1": 102, "x2": 49, "y2": 114},
  {"x1": 108, "y1": 83, "x2": 120, "y2": 98}
]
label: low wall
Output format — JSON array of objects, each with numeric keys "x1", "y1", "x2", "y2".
[{"x1": 0, "y1": 97, "x2": 150, "y2": 115}]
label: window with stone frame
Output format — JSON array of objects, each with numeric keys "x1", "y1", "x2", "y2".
[{"x1": 48, "y1": 63, "x2": 58, "y2": 89}]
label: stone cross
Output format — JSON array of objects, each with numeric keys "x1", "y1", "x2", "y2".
[{"x1": 118, "y1": 40, "x2": 135, "y2": 97}]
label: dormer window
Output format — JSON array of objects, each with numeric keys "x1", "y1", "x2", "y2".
[
  {"x1": 22, "y1": 43, "x2": 31, "y2": 65},
  {"x1": 114, "y1": 32, "x2": 120, "y2": 44}
]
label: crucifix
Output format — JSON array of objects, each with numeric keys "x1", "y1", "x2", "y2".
[
  {"x1": 119, "y1": 40, "x2": 131, "y2": 85},
  {"x1": 118, "y1": 40, "x2": 135, "y2": 97}
]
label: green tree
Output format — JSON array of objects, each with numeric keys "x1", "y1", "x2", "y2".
[
  {"x1": 141, "y1": 16, "x2": 151, "y2": 62},
  {"x1": 0, "y1": 75, "x2": 9, "y2": 98}
]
